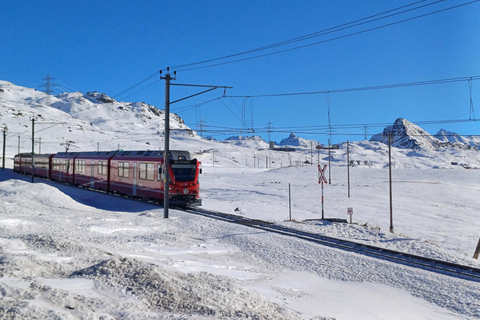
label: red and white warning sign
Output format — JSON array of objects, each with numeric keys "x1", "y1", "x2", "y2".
[{"x1": 318, "y1": 164, "x2": 327, "y2": 184}]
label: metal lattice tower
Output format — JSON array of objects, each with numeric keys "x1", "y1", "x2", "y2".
[{"x1": 40, "y1": 73, "x2": 57, "y2": 105}]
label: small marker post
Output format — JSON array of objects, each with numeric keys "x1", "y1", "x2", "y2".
[{"x1": 347, "y1": 207, "x2": 353, "y2": 224}]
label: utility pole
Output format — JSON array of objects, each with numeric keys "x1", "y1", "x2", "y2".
[
  {"x1": 469, "y1": 78, "x2": 475, "y2": 121},
  {"x1": 267, "y1": 121, "x2": 272, "y2": 147},
  {"x1": 160, "y1": 69, "x2": 174, "y2": 219},
  {"x1": 159, "y1": 68, "x2": 231, "y2": 219},
  {"x1": 2, "y1": 127, "x2": 7, "y2": 170},
  {"x1": 347, "y1": 140, "x2": 350, "y2": 198},
  {"x1": 384, "y1": 129, "x2": 394, "y2": 233},
  {"x1": 199, "y1": 119, "x2": 205, "y2": 138},
  {"x1": 388, "y1": 131, "x2": 394, "y2": 233},
  {"x1": 310, "y1": 141, "x2": 313, "y2": 165},
  {"x1": 328, "y1": 139, "x2": 331, "y2": 184},
  {"x1": 31, "y1": 118, "x2": 35, "y2": 183}
]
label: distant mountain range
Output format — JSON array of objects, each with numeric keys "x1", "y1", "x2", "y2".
[
  {"x1": 370, "y1": 118, "x2": 480, "y2": 150},
  {"x1": 1, "y1": 80, "x2": 479, "y2": 155}
]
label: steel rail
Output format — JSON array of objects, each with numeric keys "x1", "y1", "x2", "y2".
[{"x1": 185, "y1": 207, "x2": 480, "y2": 283}]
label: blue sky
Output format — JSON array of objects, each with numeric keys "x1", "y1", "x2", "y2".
[{"x1": 1, "y1": 0, "x2": 480, "y2": 144}]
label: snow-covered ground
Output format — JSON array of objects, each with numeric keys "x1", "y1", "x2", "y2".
[
  {"x1": 1, "y1": 164, "x2": 479, "y2": 319},
  {"x1": 1, "y1": 80, "x2": 480, "y2": 319}
]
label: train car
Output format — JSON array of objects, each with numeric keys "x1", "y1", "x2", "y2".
[
  {"x1": 14, "y1": 149, "x2": 201, "y2": 208},
  {"x1": 73, "y1": 151, "x2": 116, "y2": 191},
  {"x1": 109, "y1": 150, "x2": 201, "y2": 206},
  {"x1": 51, "y1": 152, "x2": 79, "y2": 184},
  {"x1": 14, "y1": 153, "x2": 54, "y2": 178},
  {"x1": 14, "y1": 153, "x2": 30, "y2": 174}
]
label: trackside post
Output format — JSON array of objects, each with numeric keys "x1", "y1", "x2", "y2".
[
  {"x1": 288, "y1": 183, "x2": 292, "y2": 221},
  {"x1": 347, "y1": 207, "x2": 353, "y2": 224},
  {"x1": 474, "y1": 237, "x2": 480, "y2": 259},
  {"x1": 318, "y1": 164, "x2": 327, "y2": 219}
]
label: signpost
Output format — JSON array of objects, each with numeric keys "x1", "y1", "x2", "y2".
[
  {"x1": 347, "y1": 207, "x2": 353, "y2": 224},
  {"x1": 318, "y1": 164, "x2": 327, "y2": 219}
]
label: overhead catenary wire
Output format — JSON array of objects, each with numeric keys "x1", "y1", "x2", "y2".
[
  {"x1": 226, "y1": 75, "x2": 480, "y2": 98},
  {"x1": 173, "y1": 0, "x2": 480, "y2": 72},
  {"x1": 169, "y1": 0, "x2": 444, "y2": 71},
  {"x1": 113, "y1": 0, "x2": 479, "y2": 98},
  {"x1": 103, "y1": 73, "x2": 479, "y2": 143}
]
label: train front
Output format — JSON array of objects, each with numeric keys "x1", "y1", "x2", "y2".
[{"x1": 168, "y1": 155, "x2": 202, "y2": 207}]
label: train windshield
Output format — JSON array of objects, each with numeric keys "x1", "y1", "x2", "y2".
[{"x1": 171, "y1": 163, "x2": 196, "y2": 182}]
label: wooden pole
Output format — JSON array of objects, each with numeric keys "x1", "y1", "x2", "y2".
[{"x1": 473, "y1": 237, "x2": 480, "y2": 259}]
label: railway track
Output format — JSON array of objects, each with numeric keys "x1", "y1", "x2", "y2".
[
  {"x1": 10, "y1": 170, "x2": 480, "y2": 282},
  {"x1": 185, "y1": 207, "x2": 480, "y2": 283}
]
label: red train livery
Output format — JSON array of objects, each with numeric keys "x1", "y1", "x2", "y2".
[{"x1": 14, "y1": 150, "x2": 202, "y2": 207}]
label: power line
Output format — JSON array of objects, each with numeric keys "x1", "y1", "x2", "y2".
[
  {"x1": 112, "y1": 71, "x2": 159, "y2": 100},
  {"x1": 113, "y1": 1, "x2": 479, "y2": 100},
  {"x1": 226, "y1": 75, "x2": 480, "y2": 98},
  {"x1": 174, "y1": 0, "x2": 480, "y2": 72},
  {"x1": 169, "y1": 0, "x2": 436, "y2": 70}
]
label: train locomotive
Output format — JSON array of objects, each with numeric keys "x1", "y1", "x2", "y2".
[{"x1": 13, "y1": 150, "x2": 202, "y2": 207}]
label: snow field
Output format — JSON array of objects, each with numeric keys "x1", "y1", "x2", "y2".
[{"x1": 0, "y1": 167, "x2": 479, "y2": 319}]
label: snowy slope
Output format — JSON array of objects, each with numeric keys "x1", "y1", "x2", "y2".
[
  {"x1": 435, "y1": 128, "x2": 480, "y2": 147},
  {"x1": 0, "y1": 81, "x2": 195, "y2": 153},
  {"x1": 1, "y1": 81, "x2": 480, "y2": 319}
]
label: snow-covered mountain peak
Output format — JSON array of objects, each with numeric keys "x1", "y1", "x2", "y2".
[
  {"x1": 0, "y1": 81, "x2": 198, "y2": 153},
  {"x1": 370, "y1": 118, "x2": 439, "y2": 149},
  {"x1": 224, "y1": 135, "x2": 268, "y2": 148},
  {"x1": 279, "y1": 132, "x2": 319, "y2": 148},
  {"x1": 86, "y1": 91, "x2": 116, "y2": 104}
]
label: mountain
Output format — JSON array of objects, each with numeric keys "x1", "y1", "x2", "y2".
[
  {"x1": 434, "y1": 129, "x2": 480, "y2": 148},
  {"x1": 370, "y1": 118, "x2": 476, "y2": 150},
  {"x1": 53, "y1": 91, "x2": 193, "y2": 135},
  {"x1": 0, "y1": 80, "x2": 195, "y2": 153},
  {"x1": 224, "y1": 135, "x2": 269, "y2": 148},
  {"x1": 278, "y1": 132, "x2": 319, "y2": 148},
  {"x1": 2, "y1": 80, "x2": 480, "y2": 169}
]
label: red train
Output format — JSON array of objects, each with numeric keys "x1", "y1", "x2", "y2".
[{"x1": 13, "y1": 150, "x2": 202, "y2": 207}]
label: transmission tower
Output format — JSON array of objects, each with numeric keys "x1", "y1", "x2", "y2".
[
  {"x1": 267, "y1": 121, "x2": 272, "y2": 145},
  {"x1": 198, "y1": 119, "x2": 205, "y2": 138},
  {"x1": 40, "y1": 73, "x2": 58, "y2": 105}
]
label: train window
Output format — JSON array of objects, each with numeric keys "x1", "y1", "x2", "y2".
[
  {"x1": 118, "y1": 162, "x2": 130, "y2": 178},
  {"x1": 157, "y1": 164, "x2": 161, "y2": 181},
  {"x1": 98, "y1": 161, "x2": 107, "y2": 175},
  {"x1": 75, "y1": 160, "x2": 86, "y2": 174},
  {"x1": 146, "y1": 163, "x2": 154, "y2": 180},
  {"x1": 124, "y1": 162, "x2": 130, "y2": 177},
  {"x1": 118, "y1": 162, "x2": 124, "y2": 177},
  {"x1": 139, "y1": 163, "x2": 146, "y2": 180},
  {"x1": 63, "y1": 160, "x2": 70, "y2": 172},
  {"x1": 171, "y1": 163, "x2": 196, "y2": 182},
  {"x1": 139, "y1": 162, "x2": 155, "y2": 181}
]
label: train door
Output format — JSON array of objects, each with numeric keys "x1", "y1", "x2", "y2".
[
  {"x1": 132, "y1": 162, "x2": 137, "y2": 196},
  {"x1": 90, "y1": 161, "x2": 95, "y2": 188}
]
